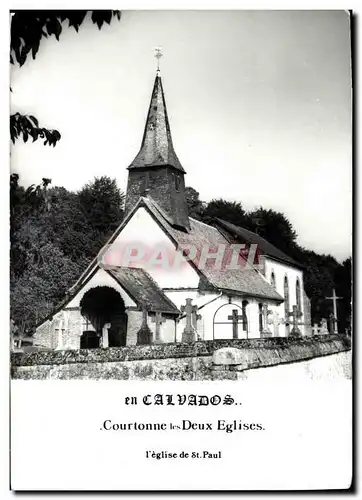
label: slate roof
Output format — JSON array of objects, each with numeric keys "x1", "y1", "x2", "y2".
[
  {"x1": 106, "y1": 266, "x2": 179, "y2": 314},
  {"x1": 142, "y1": 197, "x2": 284, "y2": 302},
  {"x1": 69, "y1": 196, "x2": 284, "y2": 303},
  {"x1": 128, "y1": 75, "x2": 185, "y2": 173},
  {"x1": 214, "y1": 218, "x2": 303, "y2": 269}
]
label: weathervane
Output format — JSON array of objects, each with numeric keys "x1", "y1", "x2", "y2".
[{"x1": 154, "y1": 46, "x2": 163, "y2": 74}]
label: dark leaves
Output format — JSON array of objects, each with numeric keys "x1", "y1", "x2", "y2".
[
  {"x1": 10, "y1": 112, "x2": 61, "y2": 146},
  {"x1": 10, "y1": 10, "x2": 121, "y2": 66}
]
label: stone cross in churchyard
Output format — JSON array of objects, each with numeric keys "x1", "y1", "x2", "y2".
[
  {"x1": 325, "y1": 288, "x2": 342, "y2": 334},
  {"x1": 320, "y1": 318, "x2": 329, "y2": 335},
  {"x1": 228, "y1": 309, "x2": 243, "y2": 339},
  {"x1": 101, "y1": 323, "x2": 111, "y2": 348},
  {"x1": 261, "y1": 303, "x2": 272, "y2": 337},
  {"x1": 288, "y1": 305, "x2": 302, "y2": 337},
  {"x1": 312, "y1": 323, "x2": 320, "y2": 336},
  {"x1": 137, "y1": 308, "x2": 153, "y2": 345},
  {"x1": 151, "y1": 312, "x2": 165, "y2": 344},
  {"x1": 268, "y1": 310, "x2": 284, "y2": 337},
  {"x1": 55, "y1": 319, "x2": 64, "y2": 350},
  {"x1": 181, "y1": 298, "x2": 196, "y2": 343},
  {"x1": 328, "y1": 313, "x2": 337, "y2": 335},
  {"x1": 191, "y1": 306, "x2": 202, "y2": 340}
]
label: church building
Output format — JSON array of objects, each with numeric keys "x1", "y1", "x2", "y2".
[{"x1": 34, "y1": 63, "x2": 312, "y2": 351}]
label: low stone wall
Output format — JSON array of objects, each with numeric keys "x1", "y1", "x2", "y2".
[{"x1": 11, "y1": 335, "x2": 351, "y2": 380}]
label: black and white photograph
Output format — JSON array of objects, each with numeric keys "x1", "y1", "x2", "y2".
[{"x1": 8, "y1": 8, "x2": 353, "y2": 491}]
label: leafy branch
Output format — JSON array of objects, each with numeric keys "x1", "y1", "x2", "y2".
[
  {"x1": 10, "y1": 113, "x2": 61, "y2": 146},
  {"x1": 10, "y1": 10, "x2": 121, "y2": 67}
]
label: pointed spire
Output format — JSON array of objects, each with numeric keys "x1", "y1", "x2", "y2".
[{"x1": 128, "y1": 73, "x2": 185, "y2": 172}]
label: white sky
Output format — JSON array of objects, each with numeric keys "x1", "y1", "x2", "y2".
[{"x1": 10, "y1": 10, "x2": 352, "y2": 261}]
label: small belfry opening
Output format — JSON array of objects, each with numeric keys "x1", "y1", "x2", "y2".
[{"x1": 80, "y1": 286, "x2": 128, "y2": 348}]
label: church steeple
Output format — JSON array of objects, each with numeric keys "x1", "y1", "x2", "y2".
[
  {"x1": 127, "y1": 74, "x2": 185, "y2": 173},
  {"x1": 125, "y1": 50, "x2": 190, "y2": 230}
]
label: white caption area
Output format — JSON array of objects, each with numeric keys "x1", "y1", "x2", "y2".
[{"x1": 11, "y1": 379, "x2": 352, "y2": 491}]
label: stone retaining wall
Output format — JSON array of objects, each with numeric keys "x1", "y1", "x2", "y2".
[{"x1": 11, "y1": 335, "x2": 351, "y2": 380}]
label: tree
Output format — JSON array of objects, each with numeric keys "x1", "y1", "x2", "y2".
[
  {"x1": 185, "y1": 186, "x2": 205, "y2": 220},
  {"x1": 10, "y1": 243, "x2": 84, "y2": 334},
  {"x1": 247, "y1": 207, "x2": 298, "y2": 255},
  {"x1": 10, "y1": 175, "x2": 125, "y2": 333},
  {"x1": 78, "y1": 176, "x2": 125, "y2": 235},
  {"x1": 10, "y1": 174, "x2": 52, "y2": 277},
  {"x1": 10, "y1": 10, "x2": 121, "y2": 146},
  {"x1": 202, "y1": 198, "x2": 250, "y2": 227},
  {"x1": 334, "y1": 257, "x2": 352, "y2": 334}
]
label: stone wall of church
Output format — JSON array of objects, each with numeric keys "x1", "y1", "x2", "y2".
[
  {"x1": 34, "y1": 308, "x2": 84, "y2": 350},
  {"x1": 125, "y1": 310, "x2": 143, "y2": 345},
  {"x1": 107, "y1": 207, "x2": 200, "y2": 289},
  {"x1": 34, "y1": 320, "x2": 53, "y2": 349},
  {"x1": 264, "y1": 258, "x2": 307, "y2": 336},
  {"x1": 67, "y1": 268, "x2": 136, "y2": 309}
]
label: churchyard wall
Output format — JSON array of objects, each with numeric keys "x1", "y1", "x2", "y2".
[{"x1": 11, "y1": 334, "x2": 351, "y2": 381}]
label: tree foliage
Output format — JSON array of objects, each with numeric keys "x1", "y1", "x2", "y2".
[
  {"x1": 10, "y1": 113, "x2": 61, "y2": 146},
  {"x1": 10, "y1": 10, "x2": 121, "y2": 67},
  {"x1": 78, "y1": 176, "x2": 125, "y2": 235},
  {"x1": 185, "y1": 186, "x2": 205, "y2": 220},
  {"x1": 203, "y1": 198, "x2": 249, "y2": 227},
  {"x1": 10, "y1": 175, "x2": 125, "y2": 334},
  {"x1": 248, "y1": 207, "x2": 298, "y2": 255},
  {"x1": 10, "y1": 10, "x2": 121, "y2": 147}
]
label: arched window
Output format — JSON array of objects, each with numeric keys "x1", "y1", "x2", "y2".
[
  {"x1": 296, "y1": 278, "x2": 301, "y2": 314},
  {"x1": 284, "y1": 276, "x2": 290, "y2": 334},
  {"x1": 175, "y1": 174, "x2": 180, "y2": 192},
  {"x1": 258, "y1": 303, "x2": 263, "y2": 333},
  {"x1": 242, "y1": 300, "x2": 249, "y2": 333},
  {"x1": 270, "y1": 271, "x2": 276, "y2": 289}
]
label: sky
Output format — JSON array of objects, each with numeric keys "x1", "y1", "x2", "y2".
[{"x1": 10, "y1": 10, "x2": 352, "y2": 261}]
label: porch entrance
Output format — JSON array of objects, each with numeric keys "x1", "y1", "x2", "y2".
[{"x1": 80, "y1": 286, "x2": 128, "y2": 348}]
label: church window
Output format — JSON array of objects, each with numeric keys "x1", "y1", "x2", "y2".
[
  {"x1": 258, "y1": 303, "x2": 263, "y2": 333},
  {"x1": 175, "y1": 174, "x2": 180, "y2": 192},
  {"x1": 296, "y1": 278, "x2": 301, "y2": 313},
  {"x1": 270, "y1": 271, "x2": 276, "y2": 289},
  {"x1": 140, "y1": 172, "x2": 149, "y2": 195},
  {"x1": 242, "y1": 300, "x2": 249, "y2": 333},
  {"x1": 284, "y1": 276, "x2": 290, "y2": 334}
]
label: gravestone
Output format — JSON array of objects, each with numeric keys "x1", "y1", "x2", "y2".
[
  {"x1": 288, "y1": 305, "x2": 302, "y2": 337},
  {"x1": 320, "y1": 318, "x2": 329, "y2": 335},
  {"x1": 191, "y1": 306, "x2": 202, "y2": 340},
  {"x1": 181, "y1": 298, "x2": 196, "y2": 343},
  {"x1": 101, "y1": 322, "x2": 111, "y2": 348},
  {"x1": 312, "y1": 323, "x2": 320, "y2": 336},
  {"x1": 268, "y1": 311, "x2": 284, "y2": 337},
  {"x1": 261, "y1": 304, "x2": 272, "y2": 338},
  {"x1": 137, "y1": 309, "x2": 153, "y2": 345},
  {"x1": 151, "y1": 312, "x2": 164, "y2": 344},
  {"x1": 228, "y1": 309, "x2": 243, "y2": 340}
]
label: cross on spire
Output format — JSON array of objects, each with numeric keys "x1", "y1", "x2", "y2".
[{"x1": 154, "y1": 46, "x2": 163, "y2": 74}]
